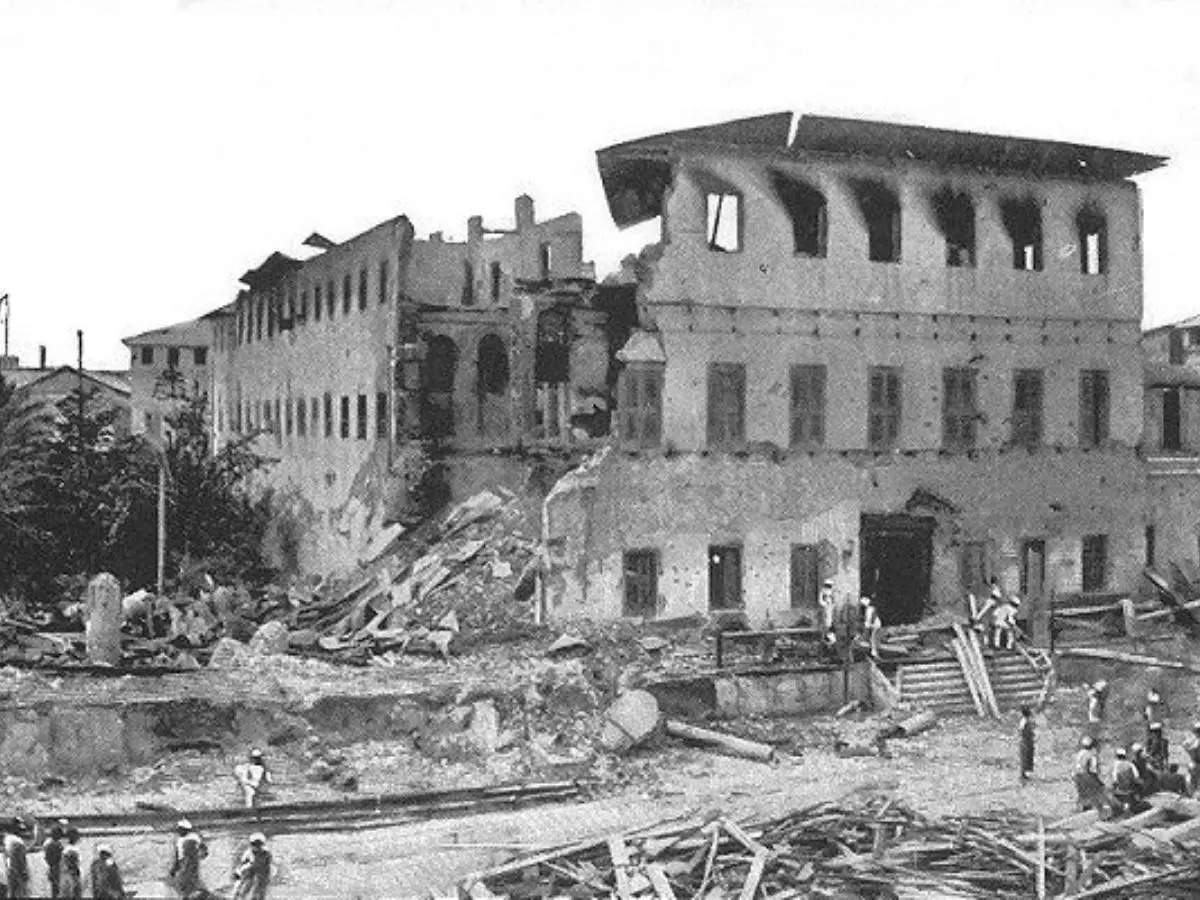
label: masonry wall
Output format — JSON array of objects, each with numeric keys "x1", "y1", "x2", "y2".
[{"x1": 128, "y1": 343, "x2": 209, "y2": 438}]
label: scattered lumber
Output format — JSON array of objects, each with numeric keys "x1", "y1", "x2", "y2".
[
  {"x1": 663, "y1": 719, "x2": 778, "y2": 763},
  {"x1": 1057, "y1": 647, "x2": 1200, "y2": 674}
]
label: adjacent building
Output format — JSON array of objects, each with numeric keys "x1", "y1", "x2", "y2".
[
  {"x1": 0, "y1": 353, "x2": 131, "y2": 432},
  {"x1": 122, "y1": 316, "x2": 212, "y2": 440},
  {"x1": 544, "y1": 113, "x2": 1166, "y2": 628}
]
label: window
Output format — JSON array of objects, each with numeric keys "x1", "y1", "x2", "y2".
[
  {"x1": 1011, "y1": 369, "x2": 1044, "y2": 448},
  {"x1": 311, "y1": 398, "x2": 319, "y2": 437},
  {"x1": 476, "y1": 334, "x2": 509, "y2": 395},
  {"x1": 314, "y1": 284, "x2": 322, "y2": 321},
  {"x1": 378, "y1": 260, "x2": 388, "y2": 304},
  {"x1": 167, "y1": 347, "x2": 180, "y2": 369},
  {"x1": 356, "y1": 394, "x2": 367, "y2": 439},
  {"x1": 140, "y1": 346, "x2": 154, "y2": 365},
  {"x1": 340, "y1": 395, "x2": 350, "y2": 438},
  {"x1": 323, "y1": 393, "x2": 333, "y2": 437},
  {"x1": 273, "y1": 399, "x2": 280, "y2": 440},
  {"x1": 267, "y1": 297, "x2": 275, "y2": 338},
  {"x1": 942, "y1": 367, "x2": 978, "y2": 451},
  {"x1": 376, "y1": 391, "x2": 388, "y2": 439},
  {"x1": 623, "y1": 549, "x2": 659, "y2": 618},
  {"x1": 539, "y1": 241, "x2": 553, "y2": 277},
  {"x1": 1146, "y1": 525, "x2": 1156, "y2": 568},
  {"x1": 932, "y1": 188, "x2": 975, "y2": 267},
  {"x1": 342, "y1": 273, "x2": 352, "y2": 314},
  {"x1": 789, "y1": 544, "x2": 819, "y2": 609},
  {"x1": 286, "y1": 285, "x2": 295, "y2": 323},
  {"x1": 490, "y1": 262, "x2": 502, "y2": 302},
  {"x1": 1163, "y1": 388, "x2": 1182, "y2": 451},
  {"x1": 359, "y1": 267, "x2": 368, "y2": 311},
  {"x1": 619, "y1": 364, "x2": 663, "y2": 449},
  {"x1": 235, "y1": 402, "x2": 242, "y2": 434},
  {"x1": 1079, "y1": 370, "x2": 1110, "y2": 447},
  {"x1": 770, "y1": 172, "x2": 827, "y2": 257},
  {"x1": 868, "y1": 366, "x2": 902, "y2": 451},
  {"x1": 1078, "y1": 209, "x2": 1107, "y2": 276},
  {"x1": 1001, "y1": 197, "x2": 1043, "y2": 271},
  {"x1": 708, "y1": 544, "x2": 743, "y2": 610},
  {"x1": 705, "y1": 192, "x2": 741, "y2": 252},
  {"x1": 852, "y1": 181, "x2": 900, "y2": 262},
  {"x1": 326, "y1": 279, "x2": 335, "y2": 318},
  {"x1": 462, "y1": 260, "x2": 475, "y2": 306},
  {"x1": 789, "y1": 364, "x2": 826, "y2": 448},
  {"x1": 285, "y1": 398, "x2": 293, "y2": 436},
  {"x1": 193, "y1": 347, "x2": 207, "y2": 366},
  {"x1": 297, "y1": 397, "x2": 307, "y2": 437},
  {"x1": 706, "y1": 363, "x2": 746, "y2": 449},
  {"x1": 256, "y1": 299, "x2": 264, "y2": 340},
  {"x1": 1082, "y1": 534, "x2": 1108, "y2": 592}
]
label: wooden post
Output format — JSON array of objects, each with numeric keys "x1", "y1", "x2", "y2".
[
  {"x1": 156, "y1": 458, "x2": 167, "y2": 596},
  {"x1": 1036, "y1": 816, "x2": 1046, "y2": 899}
]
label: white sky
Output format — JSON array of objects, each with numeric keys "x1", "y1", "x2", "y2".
[{"x1": 1, "y1": 0, "x2": 1197, "y2": 370}]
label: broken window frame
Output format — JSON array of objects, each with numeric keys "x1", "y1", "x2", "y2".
[
  {"x1": 619, "y1": 363, "x2": 664, "y2": 450},
  {"x1": 789, "y1": 363, "x2": 826, "y2": 449},
  {"x1": 1001, "y1": 197, "x2": 1044, "y2": 272},
  {"x1": 942, "y1": 367, "x2": 978, "y2": 451},
  {"x1": 868, "y1": 366, "x2": 902, "y2": 451},
  {"x1": 931, "y1": 187, "x2": 976, "y2": 268},
  {"x1": 1079, "y1": 369, "x2": 1110, "y2": 448},
  {"x1": 706, "y1": 362, "x2": 747, "y2": 450},
  {"x1": 705, "y1": 191, "x2": 742, "y2": 253},
  {"x1": 1011, "y1": 368, "x2": 1044, "y2": 448},
  {"x1": 1077, "y1": 209, "x2": 1108, "y2": 276},
  {"x1": 622, "y1": 549, "x2": 660, "y2": 618},
  {"x1": 770, "y1": 172, "x2": 827, "y2": 258},
  {"x1": 1081, "y1": 534, "x2": 1108, "y2": 592}
]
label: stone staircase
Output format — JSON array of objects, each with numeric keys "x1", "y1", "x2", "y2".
[{"x1": 893, "y1": 649, "x2": 1053, "y2": 714}]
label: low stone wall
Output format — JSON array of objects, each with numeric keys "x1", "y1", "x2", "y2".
[{"x1": 648, "y1": 662, "x2": 872, "y2": 721}]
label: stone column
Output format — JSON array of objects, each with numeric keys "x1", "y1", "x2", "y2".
[{"x1": 84, "y1": 573, "x2": 123, "y2": 665}]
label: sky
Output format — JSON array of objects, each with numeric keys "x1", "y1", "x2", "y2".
[{"x1": 0, "y1": 0, "x2": 1197, "y2": 371}]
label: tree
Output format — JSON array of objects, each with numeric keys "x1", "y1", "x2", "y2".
[{"x1": 0, "y1": 375, "x2": 55, "y2": 596}]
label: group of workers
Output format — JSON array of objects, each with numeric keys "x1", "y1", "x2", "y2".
[
  {"x1": 969, "y1": 578, "x2": 1023, "y2": 651},
  {"x1": 1, "y1": 749, "x2": 277, "y2": 899},
  {"x1": 817, "y1": 580, "x2": 882, "y2": 658},
  {"x1": 1071, "y1": 683, "x2": 1200, "y2": 815}
]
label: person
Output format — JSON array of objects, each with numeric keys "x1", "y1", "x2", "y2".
[
  {"x1": 234, "y1": 749, "x2": 272, "y2": 809},
  {"x1": 1110, "y1": 746, "x2": 1142, "y2": 816},
  {"x1": 60, "y1": 827, "x2": 82, "y2": 900},
  {"x1": 1018, "y1": 706, "x2": 1035, "y2": 781},
  {"x1": 1186, "y1": 722, "x2": 1200, "y2": 795},
  {"x1": 1161, "y1": 762, "x2": 1189, "y2": 795},
  {"x1": 1073, "y1": 736, "x2": 1104, "y2": 811},
  {"x1": 1087, "y1": 680, "x2": 1108, "y2": 725},
  {"x1": 859, "y1": 595, "x2": 882, "y2": 658},
  {"x1": 1131, "y1": 742, "x2": 1158, "y2": 797},
  {"x1": 168, "y1": 819, "x2": 208, "y2": 899},
  {"x1": 3, "y1": 818, "x2": 30, "y2": 899},
  {"x1": 1144, "y1": 689, "x2": 1163, "y2": 727},
  {"x1": 971, "y1": 581, "x2": 1002, "y2": 647},
  {"x1": 818, "y1": 580, "x2": 836, "y2": 646},
  {"x1": 43, "y1": 820, "x2": 66, "y2": 899},
  {"x1": 1147, "y1": 721, "x2": 1169, "y2": 771},
  {"x1": 88, "y1": 845, "x2": 125, "y2": 900},
  {"x1": 993, "y1": 594, "x2": 1020, "y2": 651},
  {"x1": 232, "y1": 833, "x2": 273, "y2": 900}
]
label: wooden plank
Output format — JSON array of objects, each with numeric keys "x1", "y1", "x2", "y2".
[
  {"x1": 949, "y1": 636, "x2": 986, "y2": 716},
  {"x1": 645, "y1": 863, "x2": 677, "y2": 900},
  {"x1": 608, "y1": 834, "x2": 633, "y2": 900},
  {"x1": 1058, "y1": 647, "x2": 1200, "y2": 674},
  {"x1": 722, "y1": 819, "x2": 769, "y2": 856},
  {"x1": 966, "y1": 628, "x2": 1001, "y2": 718},
  {"x1": 738, "y1": 849, "x2": 769, "y2": 900}
]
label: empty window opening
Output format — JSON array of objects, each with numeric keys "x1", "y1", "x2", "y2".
[
  {"x1": 1079, "y1": 369, "x2": 1110, "y2": 448},
  {"x1": 314, "y1": 285, "x2": 322, "y2": 321},
  {"x1": 193, "y1": 347, "x2": 207, "y2": 366},
  {"x1": 490, "y1": 262, "x2": 502, "y2": 303},
  {"x1": 421, "y1": 335, "x2": 458, "y2": 440},
  {"x1": 535, "y1": 307, "x2": 572, "y2": 384},
  {"x1": 942, "y1": 367, "x2": 978, "y2": 451},
  {"x1": 256, "y1": 299, "x2": 264, "y2": 340},
  {"x1": 340, "y1": 395, "x2": 350, "y2": 439},
  {"x1": 356, "y1": 394, "x2": 368, "y2": 439},
  {"x1": 1082, "y1": 534, "x2": 1108, "y2": 592},
  {"x1": 790, "y1": 544, "x2": 820, "y2": 609},
  {"x1": 932, "y1": 187, "x2": 975, "y2": 267},
  {"x1": 619, "y1": 364, "x2": 664, "y2": 449},
  {"x1": 851, "y1": 180, "x2": 901, "y2": 262},
  {"x1": 705, "y1": 192, "x2": 741, "y2": 253},
  {"x1": 358, "y1": 267, "x2": 368, "y2": 311},
  {"x1": 1012, "y1": 369, "x2": 1044, "y2": 448},
  {"x1": 706, "y1": 362, "x2": 746, "y2": 450},
  {"x1": 623, "y1": 549, "x2": 659, "y2": 618},
  {"x1": 1020, "y1": 538, "x2": 1046, "y2": 602},
  {"x1": 1146, "y1": 525, "x2": 1157, "y2": 568},
  {"x1": 959, "y1": 541, "x2": 988, "y2": 600},
  {"x1": 311, "y1": 398, "x2": 319, "y2": 437},
  {"x1": 140, "y1": 346, "x2": 154, "y2": 365},
  {"x1": 285, "y1": 398, "x2": 293, "y2": 436},
  {"x1": 770, "y1": 172, "x2": 827, "y2": 257},
  {"x1": 1001, "y1": 197, "x2": 1043, "y2": 271},
  {"x1": 342, "y1": 273, "x2": 352, "y2": 314},
  {"x1": 476, "y1": 334, "x2": 509, "y2": 396},
  {"x1": 167, "y1": 347, "x2": 180, "y2": 369},
  {"x1": 1162, "y1": 387, "x2": 1182, "y2": 451},
  {"x1": 326, "y1": 279, "x2": 335, "y2": 318},
  {"x1": 539, "y1": 242, "x2": 553, "y2": 277},
  {"x1": 297, "y1": 398, "x2": 307, "y2": 437},
  {"x1": 461, "y1": 260, "x2": 475, "y2": 306},
  {"x1": 790, "y1": 363, "x2": 826, "y2": 448},
  {"x1": 868, "y1": 366, "x2": 902, "y2": 451},
  {"x1": 323, "y1": 393, "x2": 333, "y2": 437},
  {"x1": 708, "y1": 544, "x2": 744, "y2": 611},
  {"x1": 1077, "y1": 209, "x2": 1107, "y2": 276},
  {"x1": 378, "y1": 260, "x2": 388, "y2": 304},
  {"x1": 376, "y1": 391, "x2": 388, "y2": 439}
]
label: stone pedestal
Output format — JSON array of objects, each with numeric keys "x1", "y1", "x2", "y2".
[{"x1": 84, "y1": 573, "x2": 123, "y2": 665}]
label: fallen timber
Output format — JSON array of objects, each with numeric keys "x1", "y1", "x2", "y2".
[
  {"x1": 50, "y1": 779, "x2": 588, "y2": 838},
  {"x1": 462, "y1": 796, "x2": 1200, "y2": 899}
]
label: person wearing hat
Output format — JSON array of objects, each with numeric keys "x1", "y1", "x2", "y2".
[
  {"x1": 88, "y1": 844, "x2": 125, "y2": 900},
  {"x1": 1144, "y1": 689, "x2": 1163, "y2": 726},
  {"x1": 1147, "y1": 721, "x2": 1169, "y2": 771},
  {"x1": 818, "y1": 580, "x2": 836, "y2": 647},
  {"x1": 1130, "y1": 741, "x2": 1158, "y2": 798},
  {"x1": 1086, "y1": 680, "x2": 1109, "y2": 728},
  {"x1": 168, "y1": 819, "x2": 208, "y2": 899},
  {"x1": 992, "y1": 591, "x2": 1020, "y2": 651},
  {"x1": 60, "y1": 826, "x2": 82, "y2": 900},
  {"x1": 42, "y1": 819, "x2": 67, "y2": 899},
  {"x1": 858, "y1": 595, "x2": 882, "y2": 658},
  {"x1": 3, "y1": 817, "x2": 30, "y2": 899},
  {"x1": 232, "y1": 833, "x2": 273, "y2": 900},
  {"x1": 234, "y1": 748, "x2": 272, "y2": 809},
  {"x1": 1073, "y1": 735, "x2": 1104, "y2": 811},
  {"x1": 1161, "y1": 762, "x2": 1189, "y2": 796},
  {"x1": 1111, "y1": 746, "x2": 1143, "y2": 816},
  {"x1": 1017, "y1": 706, "x2": 1035, "y2": 782}
]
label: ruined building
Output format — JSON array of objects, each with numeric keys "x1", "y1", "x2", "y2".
[
  {"x1": 544, "y1": 113, "x2": 1167, "y2": 627},
  {"x1": 205, "y1": 196, "x2": 626, "y2": 572}
]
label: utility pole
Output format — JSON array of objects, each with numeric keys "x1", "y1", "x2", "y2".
[
  {"x1": 0, "y1": 294, "x2": 9, "y2": 358},
  {"x1": 76, "y1": 329, "x2": 84, "y2": 424},
  {"x1": 157, "y1": 454, "x2": 166, "y2": 596}
]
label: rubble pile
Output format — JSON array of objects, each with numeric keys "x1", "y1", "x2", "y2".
[{"x1": 465, "y1": 794, "x2": 1200, "y2": 899}]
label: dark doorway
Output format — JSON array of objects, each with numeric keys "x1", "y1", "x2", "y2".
[
  {"x1": 1163, "y1": 388, "x2": 1182, "y2": 451},
  {"x1": 860, "y1": 514, "x2": 933, "y2": 624},
  {"x1": 420, "y1": 335, "x2": 458, "y2": 439},
  {"x1": 708, "y1": 544, "x2": 743, "y2": 611},
  {"x1": 1020, "y1": 539, "x2": 1046, "y2": 603}
]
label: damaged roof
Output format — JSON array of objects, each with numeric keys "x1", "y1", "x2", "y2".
[{"x1": 597, "y1": 112, "x2": 1167, "y2": 227}]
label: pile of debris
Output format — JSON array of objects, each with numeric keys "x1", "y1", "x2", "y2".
[{"x1": 462, "y1": 794, "x2": 1200, "y2": 899}]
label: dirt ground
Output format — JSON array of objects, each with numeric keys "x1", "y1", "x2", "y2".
[{"x1": 21, "y1": 681, "x2": 1185, "y2": 899}]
